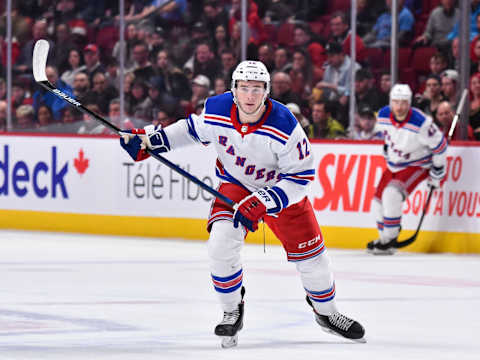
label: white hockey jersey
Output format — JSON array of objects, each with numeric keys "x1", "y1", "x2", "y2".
[
  {"x1": 163, "y1": 92, "x2": 315, "y2": 208},
  {"x1": 375, "y1": 106, "x2": 447, "y2": 173}
]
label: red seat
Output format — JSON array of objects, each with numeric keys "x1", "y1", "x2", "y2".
[
  {"x1": 308, "y1": 21, "x2": 324, "y2": 37},
  {"x1": 276, "y1": 23, "x2": 295, "y2": 47},
  {"x1": 96, "y1": 26, "x2": 119, "y2": 57},
  {"x1": 327, "y1": 0, "x2": 351, "y2": 13},
  {"x1": 365, "y1": 47, "x2": 388, "y2": 69},
  {"x1": 411, "y1": 47, "x2": 437, "y2": 75},
  {"x1": 263, "y1": 23, "x2": 277, "y2": 43}
]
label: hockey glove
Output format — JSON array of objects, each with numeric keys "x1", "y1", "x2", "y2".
[
  {"x1": 120, "y1": 125, "x2": 170, "y2": 161},
  {"x1": 233, "y1": 187, "x2": 282, "y2": 232},
  {"x1": 427, "y1": 165, "x2": 446, "y2": 189}
]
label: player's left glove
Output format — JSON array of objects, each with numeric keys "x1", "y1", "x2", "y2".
[
  {"x1": 233, "y1": 187, "x2": 283, "y2": 232},
  {"x1": 120, "y1": 125, "x2": 170, "y2": 161},
  {"x1": 427, "y1": 165, "x2": 446, "y2": 189}
]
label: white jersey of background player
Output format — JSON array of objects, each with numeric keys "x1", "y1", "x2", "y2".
[
  {"x1": 120, "y1": 61, "x2": 365, "y2": 347},
  {"x1": 367, "y1": 84, "x2": 447, "y2": 254}
]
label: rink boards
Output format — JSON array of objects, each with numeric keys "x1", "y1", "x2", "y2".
[{"x1": 1, "y1": 133, "x2": 479, "y2": 254}]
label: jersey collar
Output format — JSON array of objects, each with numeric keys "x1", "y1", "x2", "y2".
[
  {"x1": 230, "y1": 99, "x2": 273, "y2": 136},
  {"x1": 390, "y1": 108, "x2": 412, "y2": 128}
]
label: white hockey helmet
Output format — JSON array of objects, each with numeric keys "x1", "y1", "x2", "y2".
[
  {"x1": 231, "y1": 60, "x2": 270, "y2": 103},
  {"x1": 390, "y1": 84, "x2": 412, "y2": 105}
]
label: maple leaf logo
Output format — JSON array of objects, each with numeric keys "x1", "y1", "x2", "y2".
[{"x1": 74, "y1": 149, "x2": 89, "y2": 174}]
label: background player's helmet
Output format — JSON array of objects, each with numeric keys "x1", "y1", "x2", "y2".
[
  {"x1": 390, "y1": 84, "x2": 412, "y2": 105},
  {"x1": 231, "y1": 60, "x2": 270, "y2": 104}
]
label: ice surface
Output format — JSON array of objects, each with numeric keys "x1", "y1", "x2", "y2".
[{"x1": 0, "y1": 230, "x2": 479, "y2": 359}]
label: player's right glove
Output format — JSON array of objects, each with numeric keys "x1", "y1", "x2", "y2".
[
  {"x1": 120, "y1": 125, "x2": 170, "y2": 161},
  {"x1": 427, "y1": 165, "x2": 446, "y2": 189}
]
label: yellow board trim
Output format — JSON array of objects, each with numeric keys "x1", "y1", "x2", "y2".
[{"x1": 1, "y1": 210, "x2": 479, "y2": 254}]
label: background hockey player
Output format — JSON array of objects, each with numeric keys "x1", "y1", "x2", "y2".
[
  {"x1": 119, "y1": 60, "x2": 365, "y2": 347},
  {"x1": 367, "y1": 84, "x2": 448, "y2": 255}
]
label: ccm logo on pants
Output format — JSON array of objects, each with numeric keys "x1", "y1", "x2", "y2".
[{"x1": 298, "y1": 235, "x2": 321, "y2": 249}]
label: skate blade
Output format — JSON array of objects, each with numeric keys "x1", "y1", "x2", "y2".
[
  {"x1": 366, "y1": 247, "x2": 396, "y2": 255},
  {"x1": 220, "y1": 334, "x2": 238, "y2": 348}
]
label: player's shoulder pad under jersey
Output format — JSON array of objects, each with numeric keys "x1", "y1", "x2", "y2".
[
  {"x1": 377, "y1": 105, "x2": 390, "y2": 118},
  {"x1": 409, "y1": 107, "x2": 429, "y2": 127},
  {"x1": 264, "y1": 99, "x2": 298, "y2": 136},
  {"x1": 204, "y1": 92, "x2": 234, "y2": 118}
]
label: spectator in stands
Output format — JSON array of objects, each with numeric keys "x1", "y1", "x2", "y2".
[
  {"x1": 153, "y1": 109, "x2": 175, "y2": 128},
  {"x1": 129, "y1": 79, "x2": 151, "y2": 122},
  {"x1": 103, "y1": 98, "x2": 134, "y2": 134},
  {"x1": 414, "y1": 0, "x2": 458, "y2": 50},
  {"x1": 414, "y1": 74, "x2": 446, "y2": 118},
  {"x1": 14, "y1": 104, "x2": 35, "y2": 131},
  {"x1": 430, "y1": 52, "x2": 449, "y2": 76},
  {"x1": 60, "y1": 49, "x2": 84, "y2": 87},
  {"x1": 33, "y1": 66, "x2": 73, "y2": 121},
  {"x1": 54, "y1": 22, "x2": 77, "y2": 75},
  {"x1": 154, "y1": 49, "x2": 191, "y2": 103},
  {"x1": 449, "y1": 37, "x2": 460, "y2": 70},
  {"x1": 83, "y1": 72, "x2": 119, "y2": 115},
  {"x1": 229, "y1": 0, "x2": 267, "y2": 46},
  {"x1": 348, "y1": 105, "x2": 384, "y2": 140},
  {"x1": 184, "y1": 42, "x2": 220, "y2": 83},
  {"x1": 123, "y1": 72, "x2": 136, "y2": 115},
  {"x1": 77, "y1": 102, "x2": 104, "y2": 134},
  {"x1": 213, "y1": 24, "x2": 230, "y2": 57},
  {"x1": 112, "y1": 23, "x2": 139, "y2": 70},
  {"x1": 14, "y1": 19, "x2": 53, "y2": 76},
  {"x1": 257, "y1": 43, "x2": 275, "y2": 72},
  {"x1": 123, "y1": 0, "x2": 187, "y2": 31},
  {"x1": 307, "y1": 100, "x2": 345, "y2": 139},
  {"x1": 0, "y1": 78, "x2": 6, "y2": 100},
  {"x1": 471, "y1": 35, "x2": 480, "y2": 74},
  {"x1": 0, "y1": 100, "x2": 6, "y2": 132},
  {"x1": 202, "y1": 0, "x2": 229, "y2": 40},
  {"x1": 184, "y1": 74, "x2": 211, "y2": 116},
  {"x1": 273, "y1": 46, "x2": 292, "y2": 73},
  {"x1": 146, "y1": 26, "x2": 167, "y2": 60},
  {"x1": 72, "y1": 72, "x2": 90, "y2": 103},
  {"x1": 82, "y1": 44, "x2": 106, "y2": 83},
  {"x1": 441, "y1": 69, "x2": 459, "y2": 108},
  {"x1": 436, "y1": 100, "x2": 474, "y2": 140},
  {"x1": 469, "y1": 72, "x2": 480, "y2": 140},
  {"x1": 315, "y1": 41, "x2": 361, "y2": 104},
  {"x1": 219, "y1": 48, "x2": 238, "y2": 81},
  {"x1": 289, "y1": 49, "x2": 313, "y2": 98},
  {"x1": 363, "y1": 0, "x2": 414, "y2": 47},
  {"x1": 60, "y1": 107, "x2": 82, "y2": 133},
  {"x1": 378, "y1": 72, "x2": 391, "y2": 109},
  {"x1": 448, "y1": 1, "x2": 480, "y2": 42},
  {"x1": 286, "y1": 102, "x2": 310, "y2": 134},
  {"x1": 213, "y1": 77, "x2": 228, "y2": 95},
  {"x1": 12, "y1": 81, "x2": 33, "y2": 113},
  {"x1": 135, "y1": 77, "x2": 172, "y2": 123},
  {"x1": 270, "y1": 71, "x2": 302, "y2": 107},
  {"x1": 131, "y1": 41, "x2": 156, "y2": 83},
  {"x1": 105, "y1": 57, "x2": 120, "y2": 91},
  {"x1": 356, "y1": 0, "x2": 379, "y2": 37},
  {"x1": 36, "y1": 104, "x2": 55, "y2": 130},
  {"x1": 355, "y1": 68, "x2": 382, "y2": 112},
  {"x1": 327, "y1": 11, "x2": 367, "y2": 64},
  {"x1": 293, "y1": 23, "x2": 325, "y2": 69}
]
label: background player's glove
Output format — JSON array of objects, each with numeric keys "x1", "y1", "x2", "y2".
[
  {"x1": 427, "y1": 165, "x2": 446, "y2": 189},
  {"x1": 120, "y1": 125, "x2": 170, "y2": 161},
  {"x1": 233, "y1": 187, "x2": 282, "y2": 232}
]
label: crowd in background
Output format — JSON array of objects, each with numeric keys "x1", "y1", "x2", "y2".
[{"x1": 0, "y1": 0, "x2": 479, "y2": 141}]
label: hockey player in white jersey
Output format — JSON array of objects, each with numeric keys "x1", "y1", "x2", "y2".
[
  {"x1": 367, "y1": 84, "x2": 447, "y2": 255},
  {"x1": 119, "y1": 61, "x2": 365, "y2": 347}
]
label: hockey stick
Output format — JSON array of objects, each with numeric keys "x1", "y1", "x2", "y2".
[
  {"x1": 393, "y1": 88, "x2": 469, "y2": 249},
  {"x1": 32, "y1": 39, "x2": 235, "y2": 208}
]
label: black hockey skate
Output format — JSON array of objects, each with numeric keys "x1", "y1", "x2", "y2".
[
  {"x1": 366, "y1": 238, "x2": 397, "y2": 255},
  {"x1": 306, "y1": 296, "x2": 366, "y2": 343},
  {"x1": 215, "y1": 287, "x2": 245, "y2": 348}
]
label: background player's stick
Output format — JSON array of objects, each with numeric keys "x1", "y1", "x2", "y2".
[
  {"x1": 394, "y1": 88, "x2": 469, "y2": 249},
  {"x1": 32, "y1": 39, "x2": 235, "y2": 208}
]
